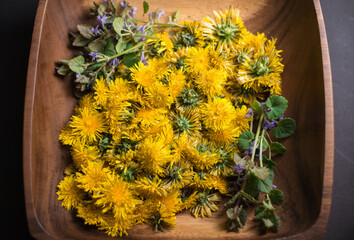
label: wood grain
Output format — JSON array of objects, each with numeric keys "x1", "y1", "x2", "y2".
[{"x1": 23, "y1": 0, "x2": 334, "y2": 239}]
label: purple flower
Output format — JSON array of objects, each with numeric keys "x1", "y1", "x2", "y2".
[
  {"x1": 272, "y1": 185, "x2": 277, "y2": 189},
  {"x1": 120, "y1": 1, "x2": 129, "y2": 8},
  {"x1": 91, "y1": 25, "x2": 100, "y2": 35},
  {"x1": 103, "y1": 0, "x2": 109, "y2": 7},
  {"x1": 233, "y1": 163, "x2": 245, "y2": 174},
  {"x1": 129, "y1": 6, "x2": 137, "y2": 18},
  {"x1": 140, "y1": 52, "x2": 148, "y2": 65},
  {"x1": 260, "y1": 102, "x2": 271, "y2": 112},
  {"x1": 262, "y1": 118, "x2": 277, "y2": 130},
  {"x1": 156, "y1": 10, "x2": 165, "y2": 19},
  {"x1": 244, "y1": 141, "x2": 254, "y2": 155},
  {"x1": 245, "y1": 108, "x2": 253, "y2": 118},
  {"x1": 148, "y1": 12, "x2": 154, "y2": 19},
  {"x1": 89, "y1": 51, "x2": 99, "y2": 61},
  {"x1": 279, "y1": 114, "x2": 284, "y2": 120},
  {"x1": 136, "y1": 25, "x2": 146, "y2": 41},
  {"x1": 97, "y1": 14, "x2": 108, "y2": 26},
  {"x1": 109, "y1": 58, "x2": 120, "y2": 67},
  {"x1": 76, "y1": 73, "x2": 81, "y2": 78}
]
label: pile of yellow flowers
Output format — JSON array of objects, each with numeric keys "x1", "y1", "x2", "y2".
[{"x1": 57, "y1": 6, "x2": 283, "y2": 237}]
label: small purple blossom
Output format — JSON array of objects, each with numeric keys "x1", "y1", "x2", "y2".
[
  {"x1": 156, "y1": 10, "x2": 165, "y2": 19},
  {"x1": 120, "y1": 1, "x2": 129, "y2": 8},
  {"x1": 103, "y1": 0, "x2": 109, "y2": 7},
  {"x1": 89, "y1": 51, "x2": 99, "y2": 61},
  {"x1": 91, "y1": 25, "x2": 100, "y2": 35},
  {"x1": 233, "y1": 163, "x2": 245, "y2": 174},
  {"x1": 97, "y1": 14, "x2": 108, "y2": 26},
  {"x1": 109, "y1": 58, "x2": 120, "y2": 67},
  {"x1": 245, "y1": 108, "x2": 253, "y2": 118},
  {"x1": 262, "y1": 118, "x2": 277, "y2": 130},
  {"x1": 244, "y1": 141, "x2": 254, "y2": 155},
  {"x1": 140, "y1": 52, "x2": 148, "y2": 65},
  {"x1": 148, "y1": 12, "x2": 154, "y2": 19},
  {"x1": 136, "y1": 25, "x2": 146, "y2": 41},
  {"x1": 129, "y1": 6, "x2": 137, "y2": 18},
  {"x1": 260, "y1": 102, "x2": 271, "y2": 112},
  {"x1": 76, "y1": 73, "x2": 81, "y2": 78},
  {"x1": 279, "y1": 114, "x2": 284, "y2": 120},
  {"x1": 272, "y1": 185, "x2": 277, "y2": 189}
]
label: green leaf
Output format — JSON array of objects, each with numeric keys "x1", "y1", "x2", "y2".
[
  {"x1": 269, "y1": 189, "x2": 284, "y2": 205},
  {"x1": 245, "y1": 169, "x2": 274, "y2": 196},
  {"x1": 262, "y1": 218, "x2": 274, "y2": 228},
  {"x1": 88, "y1": 38, "x2": 107, "y2": 53},
  {"x1": 252, "y1": 100, "x2": 262, "y2": 114},
  {"x1": 71, "y1": 32, "x2": 91, "y2": 47},
  {"x1": 238, "y1": 206, "x2": 247, "y2": 227},
  {"x1": 77, "y1": 24, "x2": 94, "y2": 39},
  {"x1": 250, "y1": 167, "x2": 270, "y2": 180},
  {"x1": 113, "y1": 17, "x2": 125, "y2": 35},
  {"x1": 143, "y1": 1, "x2": 149, "y2": 15},
  {"x1": 68, "y1": 55, "x2": 85, "y2": 74},
  {"x1": 226, "y1": 208, "x2": 236, "y2": 220},
  {"x1": 240, "y1": 191, "x2": 261, "y2": 204},
  {"x1": 123, "y1": 53, "x2": 139, "y2": 67},
  {"x1": 260, "y1": 136, "x2": 269, "y2": 152},
  {"x1": 266, "y1": 95, "x2": 288, "y2": 120},
  {"x1": 271, "y1": 118, "x2": 296, "y2": 138},
  {"x1": 224, "y1": 192, "x2": 240, "y2": 206},
  {"x1": 173, "y1": 10, "x2": 180, "y2": 22},
  {"x1": 238, "y1": 131, "x2": 254, "y2": 150},
  {"x1": 56, "y1": 65, "x2": 70, "y2": 76},
  {"x1": 97, "y1": 3, "x2": 107, "y2": 16},
  {"x1": 270, "y1": 142, "x2": 286, "y2": 154},
  {"x1": 104, "y1": 38, "x2": 116, "y2": 56},
  {"x1": 110, "y1": 0, "x2": 117, "y2": 13},
  {"x1": 115, "y1": 38, "x2": 127, "y2": 54},
  {"x1": 262, "y1": 155, "x2": 278, "y2": 167}
]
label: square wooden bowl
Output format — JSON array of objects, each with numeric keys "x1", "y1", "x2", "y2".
[{"x1": 23, "y1": 0, "x2": 334, "y2": 239}]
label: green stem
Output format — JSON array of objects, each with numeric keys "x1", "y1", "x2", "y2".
[
  {"x1": 134, "y1": 34, "x2": 159, "y2": 40},
  {"x1": 259, "y1": 130, "x2": 265, "y2": 167},
  {"x1": 251, "y1": 114, "x2": 264, "y2": 165},
  {"x1": 108, "y1": 41, "x2": 145, "y2": 60}
]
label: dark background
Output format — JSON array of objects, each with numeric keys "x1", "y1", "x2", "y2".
[{"x1": 1, "y1": 0, "x2": 353, "y2": 239}]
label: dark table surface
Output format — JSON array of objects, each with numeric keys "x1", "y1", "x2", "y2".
[{"x1": 1, "y1": 0, "x2": 353, "y2": 239}]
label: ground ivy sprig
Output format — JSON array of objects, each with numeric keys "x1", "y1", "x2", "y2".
[
  {"x1": 56, "y1": 0, "x2": 181, "y2": 97},
  {"x1": 225, "y1": 95, "x2": 295, "y2": 233}
]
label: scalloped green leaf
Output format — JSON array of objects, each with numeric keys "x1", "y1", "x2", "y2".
[
  {"x1": 266, "y1": 95, "x2": 288, "y2": 120},
  {"x1": 270, "y1": 142, "x2": 286, "y2": 154},
  {"x1": 271, "y1": 118, "x2": 296, "y2": 138},
  {"x1": 269, "y1": 189, "x2": 284, "y2": 205},
  {"x1": 238, "y1": 131, "x2": 254, "y2": 150}
]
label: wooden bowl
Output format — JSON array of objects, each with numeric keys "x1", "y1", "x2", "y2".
[{"x1": 23, "y1": 0, "x2": 334, "y2": 239}]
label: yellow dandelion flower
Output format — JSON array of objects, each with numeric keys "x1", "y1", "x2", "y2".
[
  {"x1": 147, "y1": 32, "x2": 174, "y2": 55},
  {"x1": 133, "y1": 107, "x2": 166, "y2": 127},
  {"x1": 185, "y1": 140, "x2": 220, "y2": 171},
  {"x1": 162, "y1": 161, "x2": 194, "y2": 190},
  {"x1": 171, "y1": 109, "x2": 201, "y2": 136},
  {"x1": 202, "y1": 8, "x2": 247, "y2": 52},
  {"x1": 209, "y1": 175, "x2": 228, "y2": 194},
  {"x1": 209, "y1": 147, "x2": 235, "y2": 176},
  {"x1": 201, "y1": 97, "x2": 237, "y2": 131},
  {"x1": 149, "y1": 202, "x2": 177, "y2": 231},
  {"x1": 76, "y1": 201, "x2": 105, "y2": 226},
  {"x1": 159, "y1": 189, "x2": 182, "y2": 213},
  {"x1": 208, "y1": 47, "x2": 233, "y2": 74},
  {"x1": 180, "y1": 190, "x2": 198, "y2": 210},
  {"x1": 148, "y1": 57, "x2": 170, "y2": 80},
  {"x1": 133, "y1": 176, "x2": 167, "y2": 198},
  {"x1": 68, "y1": 107, "x2": 107, "y2": 145},
  {"x1": 57, "y1": 175, "x2": 85, "y2": 210},
  {"x1": 59, "y1": 125, "x2": 78, "y2": 146},
  {"x1": 144, "y1": 81, "x2": 173, "y2": 109},
  {"x1": 189, "y1": 172, "x2": 214, "y2": 190},
  {"x1": 104, "y1": 98, "x2": 131, "y2": 126},
  {"x1": 194, "y1": 68, "x2": 228, "y2": 98},
  {"x1": 136, "y1": 137, "x2": 173, "y2": 176},
  {"x1": 175, "y1": 20, "x2": 205, "y2": 48},
  {"x1": 98, "y1": 211, "x2": 136, "y2": 237},
  {"x1": 76, "y1": 160, "x2": 110, "y2": 193},
  {"x1": 130, "y1": 61, "x2": 157, "y2": 88},
  {"x1": 190, "y1": 192, "x2": 221, "y2": 218},
  {"x1": 167, "y1": 67, "x2": 186, "y2": 99},
  {"x1": 93, "y1": 76, "x2": 109, "y2": 106},
  {"x1": 233, "y1": 105, "x2": 251, "y2": 133},
  {"x1": 108, "y1": 77, "x2": 135, "y2": 101},
  {"x1": 184, "y1": 47, "x2": 210, "y2": 75},
  {"x1": 74, "y1": 93, "x2": 97, "y2": 115},
  {"x1": 208, "y1": 125, "x2": 239, "y2": 147},
  {"x1": 164, "y1": 47, "x2": 187, "y2": 65},
  {"x1": 71, "y1": 142, "x2": 100, "y2": 169},
  {"x1": 156, "y1": 122, "x2": 175, "y2": 146}
]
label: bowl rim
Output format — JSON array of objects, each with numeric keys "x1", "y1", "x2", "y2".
[{"x1": 22, "y1": 0, "x2": 334, "y2": 239}]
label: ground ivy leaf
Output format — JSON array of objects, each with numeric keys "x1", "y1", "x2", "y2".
[
  {"x1": 226, "y1": 208, "x2": 236, "y2": 220},
  {"x1": 88, "y1": 38, "x2": 107, "y2": 53},
  {"x1": 262, "y1": 218, "x2": 274, "y2": 228},
  {"x1": 68, "y1": 55, "x2": 85, "y2": 74},
  {"x1": 238, "y1": 205, "x2": 247, "y2": 227},
  {"x1": 238, "y1": 131, "x2": 254, "y2": 150},
  {"x1": 271, "y1": 118, "x2": 296, "y2": 138},
  {"x1": 252, "y1": 100, "x2": 262, "y2": 114},
  {"x1": 115, "y1": 38, "x2": 127, "y2": 54},
  {"x1": 245, "y1": 169, "x2": 274, "y2": 196},
  {"x1": 143, "y1": 1, "x2": 149, "y2": 15},
  {"x1": 262, "y1": 155, "x2": 278, "y2": 167},
  {"x1": 104, "y1": 38, "x2": 116, "y2": 56},
  {"x1": 77, "y1": 24, "x2": 94, "y2": 39},
  {"x1": 97, "y1": 3, "x2": 107, "y2": 16},
  {"x1": 266, "y1": 95, "x2": 288, "y2": 120},
  {"x1": 123, "y1": 53, "x2": 139, "y2": 67},
  {"x1": 270, "y1": 142, "x2": 286, "y2": 154},
  {"x1": 269, "y1": 189, "x2": 284, "y2": 205},
  {"x1": 113, "y1": 17, "x2": 125, "y2": 35},
  {"x1": 250, "y1": 167, "x2": 270, "y2": 180},
  {"x1": 56, "y1": 65, "x2": 70, "y2": 76}
]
